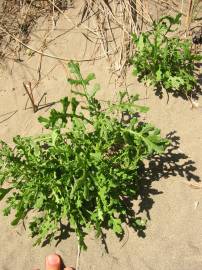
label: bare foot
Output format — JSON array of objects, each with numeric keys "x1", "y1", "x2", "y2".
[{"x1": 34, "y1": 254, "x2": 74, "y2": 270}]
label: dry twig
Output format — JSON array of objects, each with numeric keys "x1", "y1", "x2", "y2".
[{"x1": 23, "y1": 81, "x2": 38, "y2": 113}]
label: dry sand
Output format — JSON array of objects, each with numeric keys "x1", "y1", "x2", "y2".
[{"x1": 0, "y1": 2, "x2": 202, "y2": 270}]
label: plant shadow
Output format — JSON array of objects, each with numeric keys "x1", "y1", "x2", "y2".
[
  {"x1": 41, "y1": 221, "x2": 75, "y2": 247},
  {"x1": 137, "y1": 130, "x2": 201, "y2": 222},
  {"x1": 153, "y1": 82, "x2": 202, "y2": 101}
]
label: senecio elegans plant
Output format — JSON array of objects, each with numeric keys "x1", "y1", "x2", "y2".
[
  {"x1": 131, "y1": 14, "x2": 202, "y2": 97},
  {"x1": 0, "y1": 62, "x2": 169, "y2": 249}
]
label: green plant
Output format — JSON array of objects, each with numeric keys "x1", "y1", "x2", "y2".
[
  {"x1": 0, "y1": 62, "x2": 169, "y2": 249},
  {"x1": 131, "y1": 14, "x2": 202, "y2": 98}
]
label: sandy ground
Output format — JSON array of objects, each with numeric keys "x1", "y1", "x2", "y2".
[{"x1": 0, "y1": 2, "x2": 202, "y2": 270}]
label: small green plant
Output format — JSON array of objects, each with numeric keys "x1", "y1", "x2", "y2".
[
  {"x1": 0, "y1": 62, "x2": 169, "y2": 249},
  {"x1": 131, "y1": 14, "x2": 201, "y2": 98}
]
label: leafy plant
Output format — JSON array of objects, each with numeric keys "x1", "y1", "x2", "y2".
[
  {"x1": 0, "y1": 62, "x2": 169, "y2": 249},
  {"x1": 131, "y1": 13, "x2": 202, "y2": 98}
]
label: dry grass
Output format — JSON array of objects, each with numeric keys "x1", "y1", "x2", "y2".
[
  {"x1": 0, "y1": 0, "x2": 72, "y2": 59},
  {"x1": 186, "y1": 0, "x2": 202, "y2": 36},
  {"x1": 79, "y1": 0, "x2": 152, "y2": 77}
]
